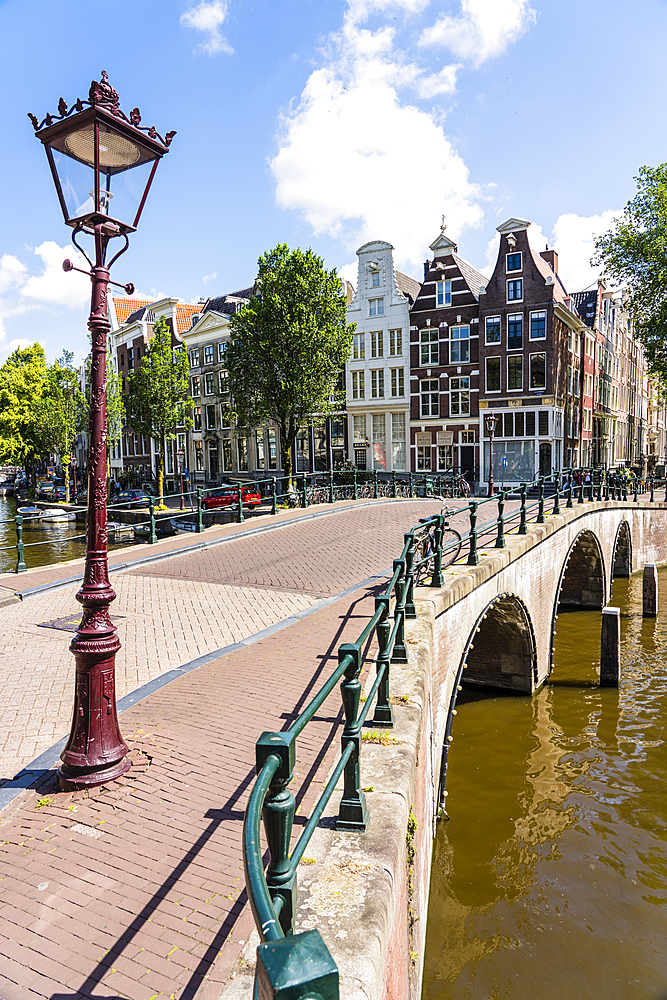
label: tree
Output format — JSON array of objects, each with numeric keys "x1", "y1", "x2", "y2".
[
  {"x1": 594, "y1": 163, "x2": 667, "y2": 386},
  {"x1": 125, "y1": 315, "x2": 193, "y2": 498},
  {"x1": 0, "y1": 344, "x2": 49, "y2": 481},
  {"x1": 226, "y1": 244, "x2": 354, "y2": 479},
  {"x1": 38, "y1": 352, "x2": 86, "y2": 502},
  {"x1": 84, "y1": 344, "x2": 124, "y2": 484}
]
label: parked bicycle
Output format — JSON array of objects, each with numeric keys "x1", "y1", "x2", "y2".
[{"x1": 414, "y1": 497, "x2": 462, "y2": 583}]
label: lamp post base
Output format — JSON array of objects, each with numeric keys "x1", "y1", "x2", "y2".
[{"x1": 57, "y1": 754, "x2": 131, "y2": 792}]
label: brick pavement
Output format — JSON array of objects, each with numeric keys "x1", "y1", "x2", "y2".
[{"x1": 0, "y1": 495, "x2": 523, "y2": 1000}]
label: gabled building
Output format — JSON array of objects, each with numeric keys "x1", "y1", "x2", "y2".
[
  {"x1": 346, "y1": 240, "x2": 419, "y2": 472},
  {"x1": 408, "y1": 225, "x2": 486, "y2": 480}
]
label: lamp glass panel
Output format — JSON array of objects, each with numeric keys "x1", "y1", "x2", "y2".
[
  {"x1": 104, "y1": 157, "x2": 156, "y2": 229},
  {"x1": 51, "y1": 149, "x2": 96, "y2": 224}
]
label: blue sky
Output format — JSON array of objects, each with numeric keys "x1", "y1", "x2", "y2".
[{"x1": 1, "y1": 0, "x2": 666, "y2": 364}]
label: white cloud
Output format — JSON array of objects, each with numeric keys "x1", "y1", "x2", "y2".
[
  {"x1": 181, "y1": 1, "x2": 233, "y2": 55},
  {"x1": 202, "y1": 272, "x2": 218, "y2": 285},
  {"x1": 482, "y1": 212, "x2": 622, "y2": 291},
  {"x1": 337, "y1": 261, "x2": 358, "y2": 289},
  {"x1": 271, "y1": 3, "x2": 493, "y2": 274},
  {"x1": 0, "y1": 255, "x2": 27, "y2": 294},
  {"x1": 21, "y1": 242, "x2": 90, "y2": 309},
  {"x1": 419, "y1": 0, "x2": 536, "y2": 67}
]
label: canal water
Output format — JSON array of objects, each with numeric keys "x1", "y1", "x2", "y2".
[
  {"x1": 0, "y1": 497, "x2": 134, "y2": 574},
  {"x1": 423, "y1": 569, "x2": 667, "y2": 1000}
]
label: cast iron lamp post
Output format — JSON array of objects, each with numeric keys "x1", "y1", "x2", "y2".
[
  {"x1": 30, "y1": 73, "x2": 175, "y2": 791},
  {"x1": 485, "y1": 412, "x2": 500, "y2": 497}
]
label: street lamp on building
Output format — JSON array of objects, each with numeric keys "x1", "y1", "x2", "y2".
[
  {"x1": 30, "y1": 73, "x2": 174, "y2": 790},
  {"x1": 485, "y1": 412, "x2": 500, "y2": 497}
]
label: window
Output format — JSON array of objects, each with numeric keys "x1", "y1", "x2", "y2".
[
  {"x1": 190, "y1": 348, "x2": 200, "y2": 367},
  {"x1": 390, "y1": 368, "x2": 404, "y2": 397},
  {"x1": 508, "y1": 355, "x2": 522, "y2": 390},
  {"x1": 507, "y1": 279, "x2": 523, "y2": 301},
  {"x1": 371, "y1": 331, "x2": 383, "y2": 358},
  {"x1": 353, "y1": 333, "x2": 365, "y2": 360},
  {"x1": 485, "y1": 316, "x2": 501, "y2": 344},
  {"x1": 461, "y1": 430, "x2": 475, "y2": 444},
  {"x1": 256, "y1": 433, "x2": 265, "y2": 468},
  {"x1": 450, "y1": 377, "x2": 470, "y2": 415},
  {"x1": 539, "y1": 411, "x2": 549, "y2": 436},
  {"x1": 371, "y1": 270, "x2": 380, "y2": 287},
  {"x1": 217, "y1": 342, "x2": 226, "y2": 362},
  {"x1": 392, "y1": 412, "x2": 406, "y2": 470},
  {"x1": 204, "y1": 345, "x2": 214, "y2": 366},
  {"x1": 514, "y1": 412, "x2": 524, "y2": 437},
  {"x1": 267, "y1": 428, "x2": 277, "y2": 470},
  {"x1": 372, "y1": 414, "x2": 386, "y2": 470},
  {"x1": 119, "y1": 353, "x2": 125, "y2": 368},
  {"x1": 450, "y1": 325, "x2": 470, "y2": 363},
  {"x1": 507, "y1": 314, "x2": 523, "y2": 350},
  {"x1": 195, "y1": 440, "x2": 204, "y2": 472},
  {"x1": 389, "y1": 329, "x2": 402, "y2": 356},
  {"x1": 436, "y1": 280, "x2": 452, "y2": 306},
  {"x1": 191, "y1": 374, "x2": 201, "y2": 396},
  {"x1": 206, "y1": 404, "x2": 216, "y2": 429},
  {"x1": 352, "y1": 370, "x2": 365, "y2": 399},
  {"x1": 421, "y1": 379, "x2": 439, "y2": 417},
  {"x1": 486, "y1": 356, "x2": 501, "y2": 392},
  {"x1": 205, "y1": 373, "x2": 215, "y2": 395},
  {"x1": 504, "y1": 413, "x2": 513, "y2": 436},
  {"x1": 127, "y1": 347, "x2": 134, "y2": 370},
  {"x1": 220, "y1": 405, "x2": 231, "y2": 428},
  {"x1": 369, "y1": 297, "x2": 384, "y2": 317},
  {"x1": 438, "y1": 444, "x2": 453, "y2": 470},
  {"x1": 526, "y1": 411, "x2": 536, "y2": 436},
  {"x1": 530, "y1": 311, "x2": 546, "y2": 339},
  {"x1": 353, "y1": 414, "x2": 366, "y2": 443},
  {"x1": 417, "y1": 446, "x2": 432, "y2": 471},
  {"x1": 237, "y1": 437, "x2": 248, "y2": 471},
  {"x1": 193, "y1": 406, "x2": 202, "y2": 430},
  {"x1": 420, "y1": 328, "x2": 439, "y2": 366},
  {"x1": 222, "y1": 438, "x2": 232, "y2": 471},
  {"x1": 530, "y1": 353, "x2": 546, "y2": 389},
  {"x1": 371, "y1": 369, "x2": 384, "y2": 398},
  {"x1": 219, "y1": 371, "x2": 229, "y2": 394},
  {"x1": 506, "y1": 252, "x2": 522, "y2": 272}
]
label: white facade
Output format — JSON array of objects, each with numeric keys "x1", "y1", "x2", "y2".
[{"x1": 345, "y1": 241, "x2": 414, "y2": 472}]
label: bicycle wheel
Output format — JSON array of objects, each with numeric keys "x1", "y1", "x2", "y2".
[{"x1": 441, "y1": 528, "x2": 462, "y2": 567}]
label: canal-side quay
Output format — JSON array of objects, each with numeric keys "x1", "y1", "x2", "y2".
[{"x1": 0, "y1": 494, "x2": 666, "y2": 1000}]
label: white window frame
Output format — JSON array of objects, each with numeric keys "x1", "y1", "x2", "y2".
[
  {"x1": 420, "y1": 379, "x2": 439, "y2": 417},
  {"x1": 450, "y1": 376, "x2": 470, "y2": 416},
  {"x1": 352, "y1": 370, "x2": 365, "y2": 399},
  {"x1": 507, "y1": 354, "x2": 523, "y2": 392},
  {"x1": 190, "y1": 348, "x2": 200, "y2": 367},
  {"x1": 530, "y1": 352, "x2": 547, "y2": 390},
  {"x1": 371, "y1": 369, "x2": 385, "y2": 398},
  {"x1": 507, "y1": 313, "x2": 523, "y2": 350},
  {"x1": 390, "y1": 367, "x2": 404, "y2": 397},
  {"x1": 420, "y1": 329, "x2": 439, "y2": 367},
  {"x1": 485, "y1": 316, "x2": 501, "y2": 344},
  {"x1": 371, "y1": 331, "x2": 384, "y2": 358},
  {"x1": 369, "y1": 297, "x2": 384, "y2": 317},
  {"x1": 204, "y1": 372, "x2": 215, "y2": 396},
  {"x1": 507, "y1": 278, "x2": 523, "y2": 303},
  {"x1": 506, "y1": 251, "x2": 522, "y2": 272},
  {"x1": 204, "y1": 345, "x2": 214, "y2": 366},
  {"x1": 530, "y1": 310, "x2": 547, "y2": 340},
  {"x1": 389, "y1": 329, "x2": 403, "y2": 356},
  {"x1": 485, "y1": 356, "x2": 501, "y2": 393},
  {"x1": 450, "y1": 325, "x2": 470, "y2": 364},
  {"x1": 436, "y1": 280, "x2": 452, "y2": 307},
  {"x1": 353, "y1": 333, "x2": 365, "y2": 360}
]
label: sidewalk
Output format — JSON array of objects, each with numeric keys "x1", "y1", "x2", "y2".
[{"x1": 0, "y1": 495, "x2": 513, "y2": 1000}]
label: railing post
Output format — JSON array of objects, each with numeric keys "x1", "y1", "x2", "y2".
[
  {"x1": 271, "y1": 477, "x2": 277, "y2": 515},
  {"x1": 196, "y1": 487, "x2": 204, "y2": 533},
  {"x1": 337, "y1": 644, "x2": 369, "y2": 831},
  {"x1": 495, "y1": 490, "x2": 506, "y2": 548},
  {"x1": 236, "y1": 485, "x2": 245, "y2": 523},
  {"x1": 373, "y1": 469, "x2": 379, "y2": 499},
  {"x1": 537, "y1": 476, "x2": 546, "y2": 523},
  {"x1": 633, "y1": 476, "x2": 639, "y2": 503},
  {"x1": 622, "y1": 476, "x2": 628, "y2": 502},
  {"x1": 255, "y1": 732, "x2": 297, "y2": 934},
  {"x1": 149, "y1": 497, "x2": 157, "y2": 544},
  {"x1": 404, "y1": 533, "x2": 417, "y2": 617},
  {"x1": 578, "y1": 475, "x2": 584, "y2": 504},
  {"x1": 329, "y1": 469, "x2": 335, "y2": 504},
  {"x1": 567, "y1": 472, "x2": 574, "y2": 508},
  {"x1": 431, "y1": 514, "x2": 444, "y2": 587},
  {"x1": 467, "y1": 501, "x2": 479, "y2": 565},
  {"x1": 371, "y1": 596, "x2": 394, "y2": 728},
  {"x1": 650, "y1": 477, "x2": 655, "y2": 503},
  {"x1": 391, "y1": 559, "x2": 408, "y2": 663},
  {"x1": 300, "y1": 475, "x2": 307, "y2": 508},
  {"x1": 596, "y1": 470, "x2": 603, "y2": 502},
  {"x1": 553, "y1": 473, "x2": 561, "y2": 515},
  {"x1": 409, "y1": 471, "x2": 414, "y2": 497},
  {"x1": 353, "y1": 468, "x2": 358, "y2": 501},
  {"x1": 392, "y1": 471, "x2": 397, "y2": 498},
  {"x1": 15, "y1": 515, "x2": 26, "y2": 573},
  {"x1": 519, "y1": 483, "x2": 528, "y2": 534}
]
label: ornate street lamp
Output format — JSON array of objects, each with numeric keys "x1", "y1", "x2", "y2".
[
  {"x1": 485, "y1": 412, "x2": 500, "y2": 497},
  {"x1": 30, "y1": 73, "x2": 175, "y2": 791}
]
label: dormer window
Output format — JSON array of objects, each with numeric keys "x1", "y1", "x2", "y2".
[
  {"x1": 506, "y1": 252, "x2": 522, "y2": 272},
  {"x1": 436, "y1": 280, "x2": 451, "y2": 307},
  {"x1": 371, "y1": 270, "x2": 380, "y2": 287}
]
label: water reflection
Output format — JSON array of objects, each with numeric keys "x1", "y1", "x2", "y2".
[
  {"x1": 424, "y1": 569, "x2": 667, "y2": 1000},
  {"x1": 0, "y1": 496, "x2": 135, "y2": 574}
]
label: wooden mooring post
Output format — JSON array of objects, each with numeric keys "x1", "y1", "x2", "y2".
[
  {"x1": 643, "y1": 563, "x2": 658, "y2": 617},
  {"x1": 600, "y1": 606, "x2": 621, "y2": 686}
]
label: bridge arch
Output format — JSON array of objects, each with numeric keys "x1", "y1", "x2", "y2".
[
  {"x1": 556, "y1": 529, "x2": 606, "y2": 610},
  {"x1": 611, "y1": 519, "x2": 632, "y2": 582}
]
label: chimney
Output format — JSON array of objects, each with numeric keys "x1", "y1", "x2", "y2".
[
  {"x1": 540, "y1": 248, "x2": 558, "y2": 274},
  {"x1": 424, "y1": 260, "x2": 430, "y2": 280}
]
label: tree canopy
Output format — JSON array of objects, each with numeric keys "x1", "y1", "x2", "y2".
[
  {"x1": 37, "y1": 351, "x2": 86, "y2": 501},
  {"x1": 125, "y1": 315, "x2": 192, "y2": 497},
  {"x1": 226, "y1": 244, "x2": 354, "y2": 478},
  {"x1": 594, "y1": 163, "x2": 667, "y2": 385},
  {"x1": 0, "y1": 344, "x2": 48, "y2": 468}
]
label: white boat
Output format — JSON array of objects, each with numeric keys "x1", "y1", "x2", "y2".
[{"x1": 41, "y1": 508, "x2": 77, "y2": 523}]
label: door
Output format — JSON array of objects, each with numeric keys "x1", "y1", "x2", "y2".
[
  {"x1": 539, "y1": 442, "x2": 551, "y2": 476},
  {"x1": 354, "y1": 448, "x2": 367, "y2": 470},
  {"x1": 460, "y1": 446, "x2": 474, "y2": 483}
]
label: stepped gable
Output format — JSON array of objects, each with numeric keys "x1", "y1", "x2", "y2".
[{"x1": 571, "y1": 290, "x2": 598, "y2": 329}]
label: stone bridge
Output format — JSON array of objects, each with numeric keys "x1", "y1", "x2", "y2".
[{"x1": 289, "y1": 498, "x2": 667, "y2": 1000}]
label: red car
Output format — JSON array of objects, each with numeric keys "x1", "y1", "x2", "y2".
[{"x1": 201, "y1": 486, "x2": 262, "y2": 510}]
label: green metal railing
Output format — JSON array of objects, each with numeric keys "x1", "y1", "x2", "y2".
[{"x1": 240, "y1": 465, "x2": 665, "y2": 996}]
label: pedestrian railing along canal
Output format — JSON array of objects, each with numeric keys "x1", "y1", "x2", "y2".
[{"x1": 241, "y1": 466, "x2": 667, "y2": 997}]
